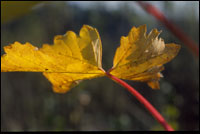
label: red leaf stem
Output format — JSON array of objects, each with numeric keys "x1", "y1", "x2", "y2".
[
  {"x1": 106, "y1": 71, "x2": 174, "y2": 131},
  {"x1": 137, "y1": 1, "x2": 199, "y2": 57}
]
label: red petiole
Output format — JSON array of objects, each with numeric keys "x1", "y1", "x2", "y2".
[{"x1": 106, "y1": 71, "x2": 174, "y2": 131}]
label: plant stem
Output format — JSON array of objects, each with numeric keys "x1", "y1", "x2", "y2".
[{"x1": 106, "y1": 72, "x2": 174, "y2": 131}]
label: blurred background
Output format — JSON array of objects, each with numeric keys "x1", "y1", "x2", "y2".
[{"x1": 1, "y1": 1, "x2": 199, "y2": 131}]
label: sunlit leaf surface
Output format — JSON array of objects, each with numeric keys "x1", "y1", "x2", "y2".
[
  {"x1": 110, "y1": 25, "x2": 180, "y2": 89},
  {"x1": 1, "y1": 25, "x2": 105, "y2": 93},
  {"x1": 1, "y1": 25, "x2": 180, "y2": 93}
]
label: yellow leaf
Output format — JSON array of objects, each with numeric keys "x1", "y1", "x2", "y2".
[
  {"x1": 109, "y1": 25, "x2": 180, "y2": 89},
  {"x1": 1, "y1": 25, "x2": 180, "y2": 93},
  {"x1": 1, "y1": 25, "x2": 105, "y2": 93}
]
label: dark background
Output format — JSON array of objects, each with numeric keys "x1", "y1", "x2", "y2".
[{"x1": 1, "y1": 1, "x2": 199, "y2": 131}]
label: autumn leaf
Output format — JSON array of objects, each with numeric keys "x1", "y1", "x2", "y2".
[
  {"x1": 1, "y1": 24, "x2": 181, "y2": 131},
  {"x1": 109, "y1": 25, "x2": 180, "y2": 89},
  {"x1": 1, "y1": 25, "x2": 180, "y2": 93},
  {"x1": 1, "y1": 25, "x2": 105, "y2": 93}
]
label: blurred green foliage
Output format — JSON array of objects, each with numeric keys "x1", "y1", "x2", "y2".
[{"x1": 1, "y1": 1, "x2": 199, "y2": 131}]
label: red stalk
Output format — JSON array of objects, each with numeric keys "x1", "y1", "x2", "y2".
[
  {"x1": 137, "y1": 1, "x2": 199, "y2": 57},
  {"x1": 106, "y1": 71, "x2": 174, "y2": 131}
]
